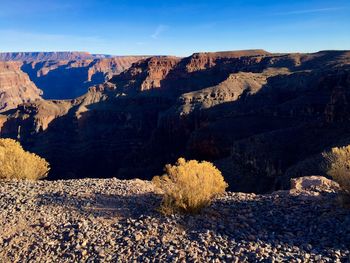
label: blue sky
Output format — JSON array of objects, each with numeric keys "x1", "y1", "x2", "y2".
[{"x1": 0, "y1": 0, "x2": 349, "y2": 56}]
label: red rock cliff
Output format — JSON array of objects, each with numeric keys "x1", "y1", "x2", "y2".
[{"x1": 0, "y1": 62, "x2": 42, "y2": 112}]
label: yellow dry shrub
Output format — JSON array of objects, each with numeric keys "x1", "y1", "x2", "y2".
[
  {"x1": 0, "y1": 138, "x2": 50, "y2": 180},
  {"x1": 324, "y1": 145, "x2": 350, "y2": 193},
  {"x1": 152, "y1": 158, "x2": 228, "y2": 214}
]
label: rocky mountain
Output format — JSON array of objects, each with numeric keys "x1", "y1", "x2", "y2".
[
  {"x1": 1, "y1": 50, "x2": 350, "y2": 193},
  {"x1": 0, "y1": 62, "x2": 43, "y2": 112}
]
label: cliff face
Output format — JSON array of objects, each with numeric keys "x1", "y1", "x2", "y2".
[
  {"x1": 112, "y1": 50, "x2": 270, "y2": 94},
  {"x1": 0, "y1": 62, "x2": 43, "y2": 112},
  {"x1": 0, "y1": 52, "x2": 147, "y2": 100},
  {"x1": 21, "y1": 56, "x2": 148, "y2": 99},
  {"x1": 0, "y1": 53, "x2": 147, "y2": 119},
  {"x1": 1, "y1": 50, "x2": 350, "y2": 193},
  {"x1": 111, "y1": 56, "x2": 181, "y2": 92}
]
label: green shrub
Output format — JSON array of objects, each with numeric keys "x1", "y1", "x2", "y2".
[
  {"x1": 152, "y1": 158, "x2": 228, "y2": 214},
  {"x1": 0, "y1": 138, "x2": 50, "y2": 180}
]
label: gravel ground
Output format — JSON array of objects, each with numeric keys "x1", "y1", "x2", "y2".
[{"x1": 0, "y1": 178, "x2": 349, "y2": 262}]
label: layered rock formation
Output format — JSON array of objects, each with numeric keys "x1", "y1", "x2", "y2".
[
  {"x1": 21, "y1": 56, "x2": 148, "y2": 99},
  {"x1": 0, "y1": 62, "x2": 42, "y2": 112},
  {"x1": 1, "y1": 50, "x2": 350, "y2": 193},
  {"x1": 0, "y1": 52, "x2": 147, "y2": 111},
  {"x1": 0, "y1": 52, "x2": 109, "y2": 62}
]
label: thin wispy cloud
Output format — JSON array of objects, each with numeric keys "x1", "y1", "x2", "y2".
[
  {"x1": 151, "y1": 25, "x2": 168, "y2": 39},
  {"x1": 275, "y1": 7, "x2": 342, "y2": 15}
]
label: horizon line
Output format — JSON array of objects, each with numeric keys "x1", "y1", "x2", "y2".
[{"x1": 0, "y1": 49, "x2": 349, "y2": 58}]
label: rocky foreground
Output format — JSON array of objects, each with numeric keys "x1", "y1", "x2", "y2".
[{"x1": 0, "y1": 178, "x2": 349, "y2": 262}]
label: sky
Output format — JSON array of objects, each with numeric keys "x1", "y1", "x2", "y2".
[{"x1": 0, "y1": 0, "x2": 349, "y2": 56}]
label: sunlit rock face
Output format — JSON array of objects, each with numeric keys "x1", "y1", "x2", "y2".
[
  {"x1": 0, "y1": 62, "x2": 43, "y2": 112},
  {"x1": 1, "y1": 50, "x2": 350, "y2": 193},
  {"x1": 20, "y1": 56, "x2": 148, "y2": 99},
  {"x1": 0, "y1": 51, "x2": 148, "y2": 100}
]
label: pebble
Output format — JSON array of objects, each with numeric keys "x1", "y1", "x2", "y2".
[{"x1": 0, "y1": 178, "x2": 349, "y2": 262}]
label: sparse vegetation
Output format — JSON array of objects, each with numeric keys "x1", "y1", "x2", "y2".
[
  {"x1": 323, "y1": 145, "x2": 350, "y2": 206},
  {"x1": 152, "y1": 157, "x2": 228, "y2": 214},
  {"x1": 0, "y1": 138, "x2": 50, "y2": 180}
]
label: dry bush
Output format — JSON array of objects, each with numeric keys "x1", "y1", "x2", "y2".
[
  {"x1": 0, "y1": 138, "x2": 50, "y2": 180},
  {"x1": 323, "y1": 145, "x2": 350, "y2": 206},
  {"x1": 323, "y1": 145, "x2": 350, "y2": 192},
  {"x1": 152, "y1": 158, "x2": 228, "y2": 214}
]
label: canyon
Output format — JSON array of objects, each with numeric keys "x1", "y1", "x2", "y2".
[
  {"x1": 0, "y1": 50, "x2": 350, "y2": 193},
  {"x1": 0, "y1": 51, "x2": 110, "y2": 61},
  {"x1": 0, "y1": 52, "x2": 148, "y2": 102},
  {"x1": 0, "y1": 61, "x2": 42, "y2": 112}
]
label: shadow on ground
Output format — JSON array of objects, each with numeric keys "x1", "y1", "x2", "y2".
[
  {"x1": 36, "y1": 192, "x2": 162, "y2": 219},
  {"x1": 36, "y1": 190, "x2": 350, "y2": 252}
]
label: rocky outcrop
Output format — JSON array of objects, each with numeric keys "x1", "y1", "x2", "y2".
[
  {"x1": 87, "y1": 57, "x2": 150, "y2": 82},
  {"x1": 111, "y1": 56, "x2": 181, "y2": 92},
  {"x1": 0, "y1": 62, "x2": 43, "y2": 112},
  {"x1": 112, "y1": 50, "x2": 270, "y2": 94},
  {"x1": 290, "y1": 175, "x2": 340, "y2": 191},
  {"x1": 1, "y1": 50, "x2": 350, "y2": 193}
]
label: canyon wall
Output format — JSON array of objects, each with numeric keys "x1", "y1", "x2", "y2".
[
  {"x1": 0, "y1": 62, "x2": 43, "y2": 112},
  {"x1": 0, "y1": 52, "x2": 147, "y2": 109},
  {"x1": 0, "y1": 51, "x2": 109, "y2": 61},
  {"x1": 1, "y1": 50, "x2": 349, "y2": 193},
  {"x1": 20, "y1": 56, "x2": 148, "y2": 99}
]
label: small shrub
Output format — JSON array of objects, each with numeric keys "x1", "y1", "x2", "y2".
[
  {"x1": 0, "y1": 138, "x2": 50, "y2": 180},
  {"x1": 152, "y1": 158, "x2": 228, "y2": 214},
  {"x1": 323, "y1": 145, "x2": 350, "y2": 206}
]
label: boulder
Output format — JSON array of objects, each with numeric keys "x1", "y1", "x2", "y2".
[{"x1": 290, "y1": 176, "x2": 340, "y2": 191}]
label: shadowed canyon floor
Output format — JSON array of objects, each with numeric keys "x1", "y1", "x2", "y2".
[
  {"x1": 0, "y1": 178, "x2": 349, "y2": 262},
  {"x1": 1, "y1": 50, "x2": 350, "y2": 193}
]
